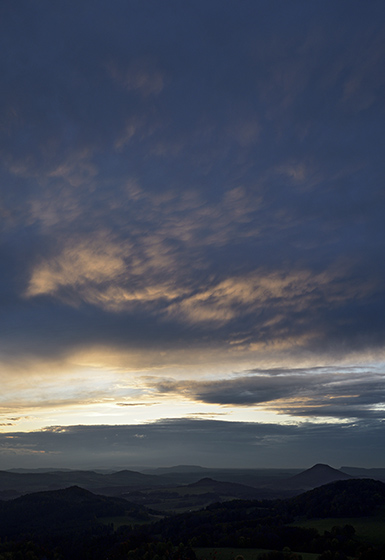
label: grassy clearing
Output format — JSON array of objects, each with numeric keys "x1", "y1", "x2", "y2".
[
  {"x1": 99, "y1": 514, "x2": 163, "y2": 529},
  {"x1": 194, "y1": 548, "x2": 319, "y2": 560},
  {"x1": 144, "y1": 498, "x2": 216, "y2": 513},
  {"x1": 99, "y1": 515, "x2": 135, "y2": 529},
  {"x1": 292, "y1": 511, "x2": 385, "y2": 546}
]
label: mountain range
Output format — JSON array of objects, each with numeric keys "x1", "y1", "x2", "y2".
[{"x1": 0, "y1": 463, "x2": 384, "y2": 505}]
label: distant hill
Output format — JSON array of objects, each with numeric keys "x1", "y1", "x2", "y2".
[
  {"x1": 145, "y1": 465, "x2": 210, "y2": 474},
  {"x1": 8, "y1": 467, "x2": 73, "y2": 473},
  {"x1": 121, "y1": 476, "x2": 271, "y2": 512},
  {"x1": 105, "y1": 469, "x2": 161, "y2": 485},
  {"x1": 0, "y1": 467, "x2": 298, "y2": 502},
  {"x1": 143, "y1": 466, "x2": 302, "y2": 489},
  {"x1": 0, "y1": 468, "x2": 166, "y2": 498},
  {"x1": 4, "y1": 465, "x2": 379, "y2": 505},
  {"x1": 285, "y1": 463, "x2": 351, "y2": 489},
  {"x1": 186, "y1": 477, "x2": 265, "y2": 499},
  {"x1": 340, "y1": 466, "x2": 385, "y2": 481}
]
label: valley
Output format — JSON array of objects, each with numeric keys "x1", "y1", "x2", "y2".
[{"x1": 0, "y1": 464, "x2": 384, "y2": 559}]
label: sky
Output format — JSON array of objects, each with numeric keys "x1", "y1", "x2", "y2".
[{"x1": 1, "y1": 0, "x2": 385, "y2": 470}]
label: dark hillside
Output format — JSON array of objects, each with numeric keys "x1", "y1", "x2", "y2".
[
  {"x1": 146, "y1": 478, "x2": 385, "y2": 546},
  {"x1": 286, "y1": 478, "x2": 385, "y2": 518},
  {"x1": 0, "y1": 485, "x2": 149, "y2": 537}
]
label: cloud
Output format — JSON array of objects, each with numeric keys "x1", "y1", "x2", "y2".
[
  {"x1": 25, "y1": 234, "x2": 127, "y2": 299},
  {"x1": 0, "y1": 418, "x2": 384, "y2": 469},
  {"x1": 149, "y1": 366, "x2": 385, "y2": 420},
  {"x1": 24, "y1": 228, "x2": 188, "y2": 311},
  {"x1": 116, "y1": 402, "x2": 161, "y2": 407},
  {"x1": 166, "y1": 267, "x2": 363, "y2": 325}
]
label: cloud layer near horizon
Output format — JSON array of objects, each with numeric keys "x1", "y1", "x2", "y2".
[
  {"x1": 0, "y1": 0, "x2": 385, "y2": 466},
  {"x1": 0, "y1": 418, "x2": 384, "y2": 470}
]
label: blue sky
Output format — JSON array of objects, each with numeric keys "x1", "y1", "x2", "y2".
[{"x1": 0, "y1": 0, "x2": 384, "y2": 468}]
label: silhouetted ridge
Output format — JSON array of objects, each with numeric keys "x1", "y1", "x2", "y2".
[
  {"x1": 16, "y1": 485, "x2": 95, "y2": 503},
  {"x1": 188, "y1": 477, "x2": 216, "y2": 487},
  {"x1": 186, "y1": 477, "x2": 263, "y2": 499},
  {"x1": 0, "y1": 468, "x2": 166, "y2": 498},
  {"x1": 151, "y1": 465, "x2": 208, "y2": 473},
  {"x1": 107, "y1": 469, "x2": 158, "y2": 483}
]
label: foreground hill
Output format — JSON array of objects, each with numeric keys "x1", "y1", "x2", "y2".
[
  {"x1": 146, "y1": 478, "x2": 385, "y2": 551},
  {"x1": 0, "y1": 485, "x2": 150, "y2": 537},
  {"x1": 287, "y1": 477, "x2": 385, "y2": 518},
  {"x1": 135, "y1": 478, "x2": 385, "y2": 559}
]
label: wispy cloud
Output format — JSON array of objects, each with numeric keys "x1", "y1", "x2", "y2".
[{"x1": 107, "y1": 56, "x2": 165, "y2": 97}]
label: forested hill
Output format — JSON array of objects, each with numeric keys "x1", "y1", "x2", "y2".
[
  {"x1": 146, "y1": 478, "x2": 385, "y2": 548},
  {"x1": 0, "y1": 485, "x2": 149, "y2": 537},
  {"x1": 286, "y1": 477, "x2": 385, "y2": 518}
]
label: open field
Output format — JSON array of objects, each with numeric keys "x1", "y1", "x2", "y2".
[
  {"x1": 292, "y1": 509, "x2": 385, "y2": 546},
  {"x1": 145, "y1": 501, "x2": 213, "y2": 514},
  {"x1": 99, "y1": 513, "x2": 165, "y2": 529},
  {"x1": 195, "y1": 548, "x2": 319, "y2": 560}
]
